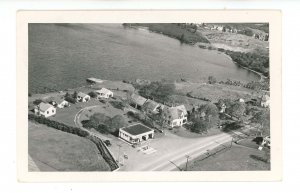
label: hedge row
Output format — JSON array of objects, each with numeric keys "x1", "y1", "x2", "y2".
[
  {"x1": 28, "y1": 114, "x2": 89, "y2": 137},
  {"x1": 87, "y1": 135, "x2": 119, "y2": 171}
]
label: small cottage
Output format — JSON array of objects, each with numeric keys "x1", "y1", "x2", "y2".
[
  {"x1": 260, "y1": 95, "x2": 270, "y2": 108},
  {"x1": 77, "y1": 92, "x2": 91, "y2": 102},
  {"x1": 130, "y1": 93, "x2": 147, "y2": 110},
  {"x1": 96, "y1": 88, "x2": 113, "y2": 99},
  {"x1": 49, "y1": 97, "x2": 70, "y2": 108},
  {"x1": 34, "y1": 102, "x2": 56, "y2": 118}
]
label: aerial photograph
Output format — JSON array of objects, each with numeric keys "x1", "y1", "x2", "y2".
[{"x1": 28, "y1": 23, "x2": 270, "y2": 171}]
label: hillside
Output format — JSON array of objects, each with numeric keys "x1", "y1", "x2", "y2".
[{"x1": 124, "y1": 23, "x2": 210, "y2": 45}]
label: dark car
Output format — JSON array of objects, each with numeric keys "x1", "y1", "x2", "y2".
[{"x1": 104, "y1": 140, "x2": 111, "y2": 147}]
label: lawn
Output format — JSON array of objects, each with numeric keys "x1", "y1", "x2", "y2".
[
  {"x1": 168, "y1": 127, "x2": 222, "y2": 139},
  {"x1": 28, "y1": 122, "x2": 111, "y2": 171},
  {"x1": 185, "y1": 142, "x2": 270, "y2": 171}
]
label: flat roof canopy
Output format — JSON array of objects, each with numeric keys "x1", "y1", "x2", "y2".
[{"x1": 120, "y1": 124, "x2": 153, "y2": 136}]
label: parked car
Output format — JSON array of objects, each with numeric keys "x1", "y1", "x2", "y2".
[{"x1": 104, "y1": 140, "x2": 111, "y2": 147}]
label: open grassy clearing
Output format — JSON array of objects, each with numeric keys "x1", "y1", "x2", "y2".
[
  {"x1": 28, "y1": 122, "x2": 111, "y2": 171},
  {"x1": 185, "y1": 142, "x2": 270, "y2": 171},
  {"x1": 199, "y1": 29, "x2": 269, "y2": 56}
]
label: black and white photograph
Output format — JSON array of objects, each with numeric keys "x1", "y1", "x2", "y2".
[{"x1": 16, "y1": 10, "x2": 282, "y2": 181}]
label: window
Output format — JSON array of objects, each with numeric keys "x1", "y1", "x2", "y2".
[
  {"x1": 52, "y1": 110, "x2": 54, "y2": 113},
  {"x1": 47, "y1": 111, "x2": 49, "y2": 114}
]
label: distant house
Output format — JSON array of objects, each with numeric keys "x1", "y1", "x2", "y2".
[
  {"x1": 119, "y1": 123, "x2": 154, "y2": 144},
  {"x1": 260, "y1": 95, "x2": 270, "y2": 108},
  {"x1": 239, "y1": 98, "x2": 245, "y2": 103},
  {"x1": 96, "y1": 88, "x2": 113, "y2": 99},
  {"x1": 76, "y1": 92, "x2": 90, "y2": 102},
  {"x1": 162, "y1": 105, "x2": 188, "y2": 128},
  {"x1": 142, "y1": 99, "x2": 163, "y2": 114},
  {"x1": 130, "y1": 93, "x2": 147, "y2": 110},
  {"x1": 220, "y1": 103, "x2": 227, "y2": 113},
  {"x1": 34, "y1": 102, "x2": 56, "y2": 117},
  {"x1": 49, "y1": 97, "x2": 70, "y2": 108}
]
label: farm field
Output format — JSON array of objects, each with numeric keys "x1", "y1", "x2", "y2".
[
  {"x1": 185, "y1": 142, "x2": 270, "y2": 171},
  {"x1": 28, "y1": 122, "x2": 111, "y2": 171}
]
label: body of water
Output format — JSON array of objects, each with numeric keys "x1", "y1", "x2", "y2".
[{"x1": 29, "y1": 24, "x2": 259, "y2": 93}]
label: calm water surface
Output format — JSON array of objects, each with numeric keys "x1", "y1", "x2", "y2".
[{"x1": 29, "y1": 24, "x2": 259, "y2": 93}]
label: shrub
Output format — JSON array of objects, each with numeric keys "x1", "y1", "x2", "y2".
[
  {"x1": 88, "y1": 91, "x2": 97, "y2": 98},
  {"x1": 109, "y1": 101, "x2": 125, "y2": 110},
  {"x1": 65, "y1": 96, "x2": 76, "y2": 104},
  {"x1": 33, "y1": 99, "x2": 43, "y2": 105},
  {"x1": 28, "y1": 114, "x2": 89, "y2": 137},
  {"x1": 208, "y1": 76, "x2": 217, "y2": 84}
]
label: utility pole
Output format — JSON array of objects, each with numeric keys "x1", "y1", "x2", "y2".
[
  {"x1": 230, "y1": 137, "x2": 234, "y2": 148},
  {"x1": 185, "y1": 155, "x2": 191, "y2": 171}
]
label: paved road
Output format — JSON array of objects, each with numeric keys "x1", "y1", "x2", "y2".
[
  {"x1": 138, "y1": 133, "x2": 232, "y2": 171},
  {"x1": 74, "y1": 105, "x2": 233, "y2": 171}
]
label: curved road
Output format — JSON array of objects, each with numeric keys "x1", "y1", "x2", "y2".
[{"x1": 74, "y1": 105, "x2": 233, "y2": 171}]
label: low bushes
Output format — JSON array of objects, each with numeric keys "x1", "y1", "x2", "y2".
[{"x1": 28, "y1": 114, "x2": 89, "y2": 137}]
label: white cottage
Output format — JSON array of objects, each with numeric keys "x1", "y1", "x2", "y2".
[
  {"x1": 162, "y1": 105, "x2": 188, "y2": 128},
  {"x1": 50, "y1": 97, "x2": 70, "y2": 108},
  {"x1": 76, "y1": 92, "x2": 90, "y2": 102},
  {"x1": 34, "y1": 102, "x2": 56, "y2": 118},
  {"x1": 96, "y1": 88, "x2": 113, "y2": 99}
]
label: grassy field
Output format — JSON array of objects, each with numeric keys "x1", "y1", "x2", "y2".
[
  {"x1": 185, "y1": 143, "x2": 270, "y2": 171},
  {"x1": 199, "y1": 29, "x2": 269, "y2": 56},
  {"x1": 28, "y1": 122, "x2": 111, "y2": 171}
]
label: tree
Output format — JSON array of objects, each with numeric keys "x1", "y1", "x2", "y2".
[
  {"x1": 139, "y1": 81, "x2": 175, "y2": 103},
  {"x1": 107, "y1": 115, "x2": 128, "y2": 134},
  {"x1": 208, "y1": 76, "x2": 217, "y2": 84},
  {"x1": 88, "y1": 91, "x2": 97, "y2": 98},
  {"x1": 72, "y1": 91, "x2": 78, "y2": 99},
  {"x1": 33, "y1": 99, "x2": 43, "y2": 105},
  {"x1": 190, "y1": 119, "x2": 209, "y2": 134},
  {"x1": 227, "y1": 102, "x2": 246, "y2": 120},
  {"x1": 251, "y1": 109, "x2": 270, "y2": 136},
  {"x1": 198, "y1": 103, "x2": 219, "y2": 125}
]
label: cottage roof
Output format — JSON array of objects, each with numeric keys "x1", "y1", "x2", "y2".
[
  {"x1": 51, "y1": 96, "x2": 66, "y2": 104},
  {"x1": 78, "y1": 92, "x2": 88, "y2": 98},
  {"x1": 96, "y1": 88, "x2": 113, "y2": 95},
  {"x1": 176, "y1": 105, "x2": 188, "y2": 115},
  {"x1": 121, "y1": 124, "x2": 153, "y2": 136},
  {"x1": 261, "y1": 95, "x2": 270, "y2": 101},
  {"x1": 164, "y1": 106, "x2": 184, "y2": 120},
  {"x1": 131, "y1": 93, "x2": 147, "y2": 106},
  {"x1": 143, "y1": 99, "x2": 160, "y2": 111},
  {"x1": 37, "y1": 102, "x2": 54, "y2": 112}
]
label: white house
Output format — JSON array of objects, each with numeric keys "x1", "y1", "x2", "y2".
[
  {"x1": 162, "y1": 105, "x2": 188, "y2": 128},
  {"x1": 96, "y1": 88, "x2": 113, "y2": 99},
  {"x1": 34, "y1": 102, "x2": 56, "y2": 118},
  {"x1": 76, "y1": 92, "x2": 90, "y2": 102},
  {"x1": 260, "y1": 95, "x2": 270, "y2": 108},
  {"x1": 119, "y1": 123, "x2": 154, "y2": 144},
  {"x1": 220, "y1": 103, "x2": 227, "y2": 113},
  {"x1": 49, "y1": 97, "x2": 70, "y2": 108}
]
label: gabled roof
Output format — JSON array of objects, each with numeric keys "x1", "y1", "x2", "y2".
[
  {"x1": 131, "y1": 93, "x2": 147, "y2": 106},
  {"x1": 37, "y1": 102, "x2": 54, "y2": 112},
  {"x1": 261, "y1": 95, "x2": 270, "y2": 101},
  {"x1": 51, "y1": 96, "x2": 66, "y2": 104},
  {"x1": 143, "y1": 99, "x2": 160, "y2": 112},
  {"x1": 77, "y1": 92, "x2": 88, "y2": 98},
  {"x1": 163, "y1": 105, "x2": 187, "y2": 120},
  {"x1": 96, "y1": 88, "x2": 113, "y2": 95},
  {"x1": 176, "y1": 105, "x2": 187, "y2": 115}
]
